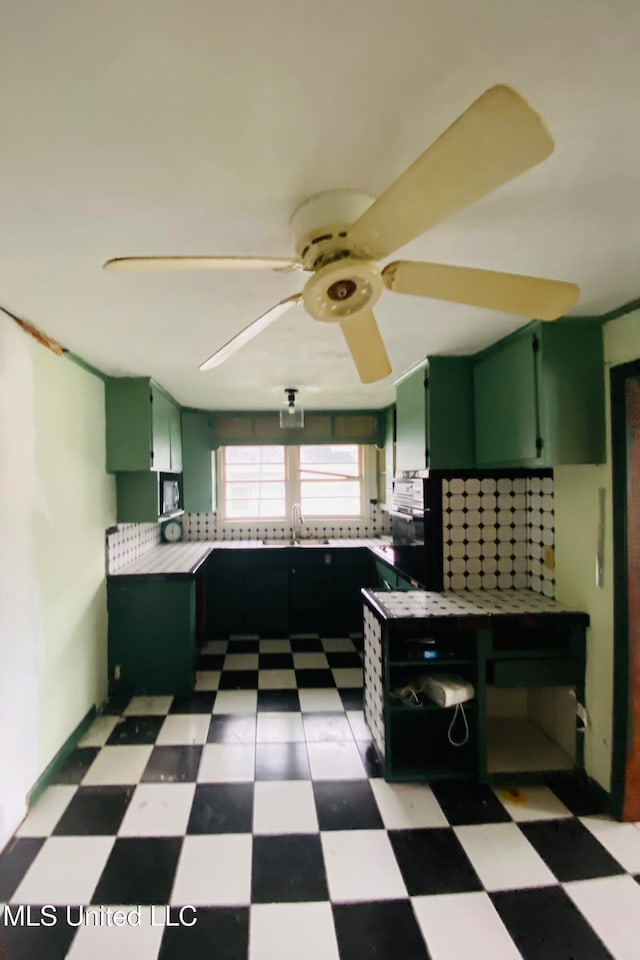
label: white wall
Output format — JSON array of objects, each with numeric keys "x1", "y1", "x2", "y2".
[
  {"x1": 554, "y1": 308, "x2": 640, "y2": 791},
  {"x1": 0, "y1": 318, "x2": 115, "y2": 850}
]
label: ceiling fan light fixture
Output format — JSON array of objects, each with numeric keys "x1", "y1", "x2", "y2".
[
  {"x1": 280, "y1": 388, "x2": 304, "y2": 429},
  {"x1": 302, "y1": 260, "x2": 383, "y2": 323}
]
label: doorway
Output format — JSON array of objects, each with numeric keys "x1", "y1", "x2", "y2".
[{"x1": 611, "y1": 360, "x2": 640, "y2": 820}]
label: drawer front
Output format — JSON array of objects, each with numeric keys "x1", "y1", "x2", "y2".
[{"x1": 490, "y1": 657, "x2": 579, "y2": 688}]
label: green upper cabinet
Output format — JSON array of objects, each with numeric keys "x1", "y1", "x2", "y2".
[
  {"x1": 395, "y1": 357, "x2": 475, "y2": 472},
  {"x1": 181, "y1": 409, "x2": 214, "y2": 513},
  {"x1": 106, "y1": 377, "x2": 182, "y2": 473},
  {"x1": 473, "y1": 321, "x2": 605, "y2": 467}
]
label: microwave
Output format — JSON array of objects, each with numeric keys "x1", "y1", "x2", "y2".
[{"x1": 159, "y1": 472, "x2": 183, "y2": 517}]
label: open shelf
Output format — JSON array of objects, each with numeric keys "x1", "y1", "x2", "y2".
[
  {"x1": 389, "y1": 658, "x2": 474, "y2": 668},
  {"x1": 486, "y1": 717, "x2": 575, "y2": 774}
]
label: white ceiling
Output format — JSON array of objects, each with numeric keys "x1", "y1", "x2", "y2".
[{"x1": 1, "y1": 0, "x2": 639, "y2": 410}]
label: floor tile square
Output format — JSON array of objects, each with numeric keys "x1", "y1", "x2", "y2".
[
  {"x1": 15, "y1": 786, "x2": 77, "y2": 837},
  {"x1": 202, "y1": 640, "x2": 228, "y2": 654},
  {"x1": 321, "y1": 637, "x2": 357, "y2": 652},
  {"x1": 292, "y1": 652, "x2": 329, "y2": 669},
  {"x1": 295, "y1": 669, "x2": 336, "y2": 688},
  {"x1": 313, "y1": 780, "x2": 383, "y2": 831},
  {"x1": 53, "y1": 786, "x2": 132, "y2": 836},
  {"x1": 187, "y1": 783, "x2": 254, "y2": 834},
  {"x1": 321, "y1": 830, "x2": 407, "y2": 902},
  {"x1": 250, "y1": 902, "x2": 339, "y2": 960},
  {"x1": 51, "y1": 747, "x2": 100, "y2": 784},
  {"x1": 493, "y1": 784, "x2": 572, "y2": 821},
  {"x1": 258, "y1": 639, "x2": 292, "y2": 653},
  {"x1": 171, "y1": 835, "x2": 252, "y2": 905},
  {"x1": 83, "y1": 746, "x2": 153, "y2": 785},
  {"x1": 254, "y1": 743, "x2": 311, "y2": 781},
  {"x1": 257, "y1": 669, "x2": 297, "y2": 689},
  {"x1": 213, "y1": 690, "x2": 258, "y2": 714},
  {"x1": 14, "y1": 836, "x2": 113, "y2": 904},
  {"x1": 564, "y1": 874, "x2": 640, "y2": 960},
  {"x1": 141, "y1": 745, "x2": 203, "y2": 783},
  {"x1": 519, "y1": 818, "x2": 625, "y2": 882},
  {"x1": 224, "y1": 653, "x2": 259, "y2": 670},
  {"x1": 159, "y1": 906, "x2": 249, "y2": 960},
  {"x1": 389, "y1": 828, "x2": 482, "y2": 896},
  {"x1": 370, "y1": 781, "x2": 448, "y2": 829},
  {"x1": 544, "y1": 773, "x2": 609, "y2": 817},
  {"x1": 207, "y1": 714, "x2": 257, "y2": 744},
  {"x1": 78, "y1": 715, "x2": 121, "y2": 747},
  {"x1": 197, "y1": 744, "x2": 256, "y2": 782},
  {"x1": 0, "y1": 837, "x2": 45, "y2": 901},
  {"x1": 356, "y1": 740, "x2": 383, "y2": 778},
  {"x1": 331, "y1": 667, "x2": 363, "y2": 688},
  {"x1": 298, "y1": 688, "x2": 344, "y2": 712},
  {"x1": 491, "y1": 885, "x2": 613, "y2": 960},
  {"x1": 92, "y1": 837, "x2": 181, "y2": 905},
  {"x1": 195, "y1": 670, "x2": 222, "y2": 691},
  {"x1": 307, "y1": 741, "x2": 366, "y2": 780},
  {"x1": 258, "y1": 652, "x2": 294, "y2": 670},
  {"x1": 118, "y1": 784, "x2": 195, "y2": 836},
  {"x1": 67, "y1": 904, "x2": 165, "y2": 958},
  {"x1": 256, "y1": 689, "x2": 300, "y2": 712},
  {"x1": 123, "y1": 695, "x2": 173, "y2": 716},
  {"x1": 454, "y1": 822, "x2": 556, "y2": 891},
  {"x1": 302, "y1": 712, "x2": 354, "y2": 742},
  {"x1": 431, "y1": 780, "x2": 512, "y2": 826},
  {"x1": 227, "y1": 637, "x2": 260, "y2": 653},
  {"x1": 325, "y1": 651, "x2": 363, "y2": 669},
  {"x1": 169, "y1": 691, "x2": 216, "y2": 714},
  {"x1": 333, "y1": 900, "x2": 430, "y2": 960},
  {"x1": 106, "y1": 716, "x2": 165, "y2": 746},
  {"x1": 197, "y1": 653, "x2": 225, "y2": 670},
  {"x1": 346, "y1": 710, "x2": 369, "y2": 739},
  {"x1": 412, "y1": 891, "x2": 524, "y2": 960},
  {"x1": 339, "y1": 688, "x2": 364, "y2": 710},
  {"x1": 290, "y1": 637, "x2": 323, "y2": 652},
  {"x1": 580, "y1": 814, "x2": 640, "y2": 873},
  {"x1": 251, "y1": 834, "x2": 328, "y2": 903},
  {"x1": 0, "y1": 906, "x2": 77, "y2": 959},
  {"x1": 253, "y1": 781, "x2": 319, "y2": 834},
  {"x1": 256, "y1": 712, "x2": 305, "y2": 743},
  {"x1": 156, "y1": 714, "x2": 210, "y2": 745}
]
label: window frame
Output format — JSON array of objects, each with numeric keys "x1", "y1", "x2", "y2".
[{"x1": 217, "y1": 443, "x2": 377, "y2": 526}]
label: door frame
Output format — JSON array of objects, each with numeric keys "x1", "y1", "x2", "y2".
[{"x1": 610, "y1": 358, "x2": 640, "y2": 818}]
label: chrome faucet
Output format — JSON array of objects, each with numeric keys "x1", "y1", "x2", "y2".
[{"x1": 291, "y1": 502, "x2": 304, "y2": 542}]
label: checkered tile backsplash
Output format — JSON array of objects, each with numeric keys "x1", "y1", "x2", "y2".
[
  {"x1": 106, "y1": 523, "x2": 161, "y2": 574},
  {"x1": 442, "y1": 475, "x2": 555, "y2": 598},
  {"x1": 182, "y1": 504, "x2": 391, "y2": 543}
]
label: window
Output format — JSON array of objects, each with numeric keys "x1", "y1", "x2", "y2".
[{"x1": 220, "y1": 444, "x2": 371, "y2": 521}]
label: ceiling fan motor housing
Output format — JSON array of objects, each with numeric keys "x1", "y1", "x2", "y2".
[{"x1": 303, "y1": 259, "x2": 383, "y2": 323}]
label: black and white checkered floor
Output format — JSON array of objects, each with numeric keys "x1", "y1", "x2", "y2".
[{"x1": 2, "y1": 634, "x2": 640, "y2": 959}]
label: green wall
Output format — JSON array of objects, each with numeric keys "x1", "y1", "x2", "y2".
[
  {"x1": 0, "y1": 317, "x2": 115, "y2": 848},
  {"x1": 554, "y1": 308, "x2": 640, "y2": 791}
]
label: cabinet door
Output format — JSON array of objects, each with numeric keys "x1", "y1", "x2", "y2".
[
  {"x1": 105, "y1": 378, "x2": 154, "y2": 472},
  {"x1": 289, "y1": 559, "x2": 332, "y2": 635},
  {"x1": 473, "y1": 333, "x2": 539, "y2": 466},
  {"x1": 169, "y1": 400, "x2": 183, "y2": 472},
  {"x1": 151, "y1": 386, "x2": 172, "y2": 472},
  {"x1": 427, "y1": 357, "x2": 475, "y2": 469},
  {"x1": 182, "y1": 410, "x2": 214, "y2": 512},
  {"x1": 395, "y1": 368, "x2": 426, "y2": 473}
]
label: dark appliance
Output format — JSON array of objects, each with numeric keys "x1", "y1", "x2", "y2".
[
  {"x1": 390, "y1": 474, "x2": 443, "y2": 590},
  {"x1": 159, "y1": 472, "x2": 183, "y2": 517}
]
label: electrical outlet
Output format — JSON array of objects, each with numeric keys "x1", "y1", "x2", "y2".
[
  {"x1": 114, "y1": 665, "x2": 121, "y2": 680},
  {"x1": 576, "y1": 701, "x2": 589, "y2": 726}
]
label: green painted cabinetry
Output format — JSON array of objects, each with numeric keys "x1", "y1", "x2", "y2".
[
  {"x1": 106, "y1": 377, "x2": 182, "y2": 473},
  {"x1": 181, "y1": 409, "x2": 215, "y2": 513},
  {"x1": 395, "y1": 357, "x2": 475, "y2": 472},
  {"x1": 473, "y1": 321, "x2": 605, "y2": 467}
]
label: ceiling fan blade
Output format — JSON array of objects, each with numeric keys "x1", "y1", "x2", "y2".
[
  {"x1": 103, "y1": 255, "x2": 302, "y2": 273},
  {"x1": 347, "y1": 85, "x2": 554, "y2": 260},
  {"x1": 339, "y1": 311, "x2": 392, "y2": 384},
  {"x1": 199, "y1": 293, "x2": 302, "y2": 371},
  {"x1": 383, "y1": 260, "x2": 580, "y2": 320}
]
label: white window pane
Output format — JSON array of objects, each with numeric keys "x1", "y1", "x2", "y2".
[
  {"x1": 226, "y1": 463, "x2": 285, "y2": 482},
  {"x1": 225, "y1": 446, "x2": 284, "y2": 464},
  {"x1": 300, "y1": 481, "x2": 360, "y2": 499},
  {"x1": 300, "y1": 444, "x2": 358, "y2": 464},
  {"x1": 302, "y1": 497, "x2": 361, "y2": 516},
  {"x1": 226, "y1": 498, "x2": 286, "y2": 519},
  {"x1": 227, "y1": 482, "x2": 286, "y2": 499},
  {"x1": 299, "y1": 463, "x2": 359, "y2": 479}
]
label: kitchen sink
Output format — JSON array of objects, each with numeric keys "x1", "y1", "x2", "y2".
[{"x1": 260, "y1": 538, "x2": 330, "y2": 547}]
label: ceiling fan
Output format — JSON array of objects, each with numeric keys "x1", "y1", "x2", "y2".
[{"x1": 103, "y1": 84, "x2": 580, "y2": 384}]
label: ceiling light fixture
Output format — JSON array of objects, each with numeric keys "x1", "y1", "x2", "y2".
[{"x1": 280, "y1": 387, "x2": 304, "y2": 429}]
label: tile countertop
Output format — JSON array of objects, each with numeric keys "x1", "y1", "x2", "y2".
[
  {"x1": 109, "y1": 538, "x2": 384, "y2": 577},
  {"x1": 363, "y1": 589, "x2": 589, "y2": 625}
]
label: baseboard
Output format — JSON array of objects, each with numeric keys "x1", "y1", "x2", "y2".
[{"x1": 26, "y1": 705, "x2": 97, "y2": 808}]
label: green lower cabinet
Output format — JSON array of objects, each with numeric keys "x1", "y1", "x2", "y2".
[{"x1": 108, "y1": 577, "x2": 196, "y2": 696}]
